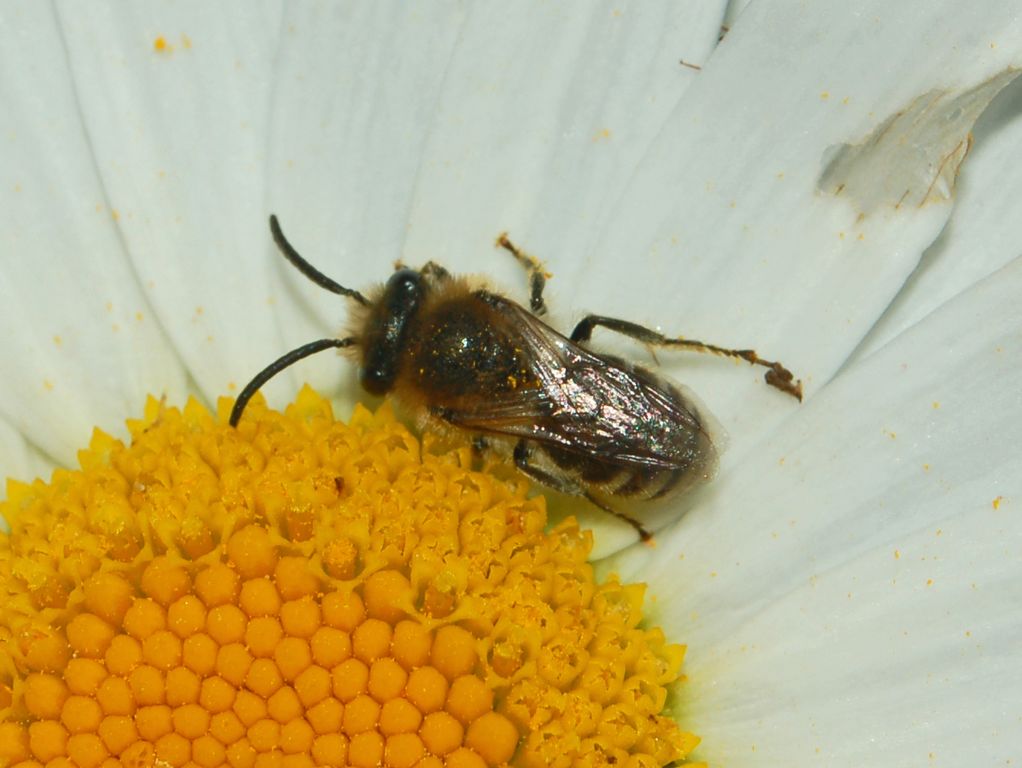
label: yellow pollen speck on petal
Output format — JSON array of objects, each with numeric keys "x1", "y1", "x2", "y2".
[
  {"x1": 153, "y1": 35, "x2": 171, "y2": 53},
  {"x1": 992, "y1": 496, "x2": 1003, "y2": 510},
  {"x1": 0, "y1": 387, "x2": 697, "y2": 766}
]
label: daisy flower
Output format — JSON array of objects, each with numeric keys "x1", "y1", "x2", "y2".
[{"x1": 1, "y1": 2, "x2": 1020, "y2": 766}]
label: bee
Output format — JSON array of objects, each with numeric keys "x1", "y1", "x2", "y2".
[{"x1": 231, "y1": 216, "x2": 802, "y2": 540}]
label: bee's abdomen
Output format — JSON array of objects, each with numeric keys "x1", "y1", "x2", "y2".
[
  {"x1": 539, "y1": 372, "x2": 717, "y2": 503},
  {"x1": 542, "y1": 443, "x2": 707, "y2": 503}
]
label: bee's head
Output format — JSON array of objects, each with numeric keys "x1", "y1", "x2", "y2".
[{"x1": 359, "y1": 268, "x2": 426, "y2": 395}]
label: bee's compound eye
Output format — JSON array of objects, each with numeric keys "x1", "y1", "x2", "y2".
[
  {"x1": 359, "y1": 268, "x2": 424, "y2": 398},
  {"x1": 390, "y1": 270, "x2": 422, "y2": 301},
  {"x1": 360, "y1": 365, "x2": 393, "y2": 396}
]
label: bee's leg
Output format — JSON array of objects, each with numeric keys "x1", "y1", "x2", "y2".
[
  {"x1": 512, "y1": 441, "x2": 581, "y2": 494},
  {"x1": 420, "y1": 261, "x2": 451, "y2": 281},
  {"x1": 569, "y1": 314, "x2": 802, "y2": 401},
  {"x1": 470, "y1": 435, "x2": 491, "y2": 469},
  {"x1": 395, "y1": 260, "x2": 451, "y2": 282},
  {"x1": 495, "y1": 233, "x2": 548, "y2": 316},
  {"x1": 512, "y1": 441, "x2": 652, "y2": 541}
]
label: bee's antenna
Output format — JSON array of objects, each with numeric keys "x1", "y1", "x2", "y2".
[
  {"x1": 269, "y1": 215, "x2": 370, "y2": 306},
  {"x1": 230, "y1": 337, "x2": 357, "y2": 427}
]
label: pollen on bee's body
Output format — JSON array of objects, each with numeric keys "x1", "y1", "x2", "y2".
[{"x1": 0, "y1": 387, "x2": 699, "y2": 768}]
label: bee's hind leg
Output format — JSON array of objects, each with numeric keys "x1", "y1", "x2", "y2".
[
  {"x1": 512, "y1": 441, "x2": 581, "y2": 495},
  {"x1": 495, "y1": 234, "x2": 549, "y2": 316},
  {"x1": 569, "y1": 314, "x2": 803, "y2": 401},
  {"x1": 512, "y1": 441, "x2": 652, "y2": 542}
]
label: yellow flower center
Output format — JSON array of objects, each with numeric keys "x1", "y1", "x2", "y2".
[{"x1": 0, "y1": 387, "x2": 699, "y2": 768}]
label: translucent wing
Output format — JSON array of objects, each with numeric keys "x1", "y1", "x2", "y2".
[{"x1": 437, "y1": 296, "x2": 708, "y2": 470}]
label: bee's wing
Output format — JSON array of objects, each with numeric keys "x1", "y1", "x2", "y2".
[
  {"x1": 438, "y1": 298, "x2": 705, "y2": 470},
  {"x1": 434, "y1": 299, "x2": 579, "y2": 446}
]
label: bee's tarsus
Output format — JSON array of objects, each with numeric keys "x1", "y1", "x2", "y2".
[{"x1": 765, "y1": 365, "x2": 804, "y2": 401}]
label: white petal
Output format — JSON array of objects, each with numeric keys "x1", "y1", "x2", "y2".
[
  {"x1": 263, "y1": 2, "x2": 469, "y2": 409},
  {"x1": 851, "y1": 74, "x2": 1022, "y2": 362},
  {"x1": 585, "y1": 1, "x2": 1022, "y2": 459},
  {"x1": 0, "y1": 415, "x2": 56, "y2": 505},
  {"x1": 582, "y1": 0, "x2": 1022, "y2": 555},
  {"x1": 608, "y1": 256, "x2": 1022, "y2": 765},
  {"x1": 0, "y1": 3, "x2": 187, "y2": 465},
  {"x1": 262, "y1": 2, "x2": 726, "y2": 414},
  {"x1": 53, "y1": 2, "x2": 287, "y2": 405},
  {"x1": 402, "y1": 1, "x2": 725, "y2": 283}
]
